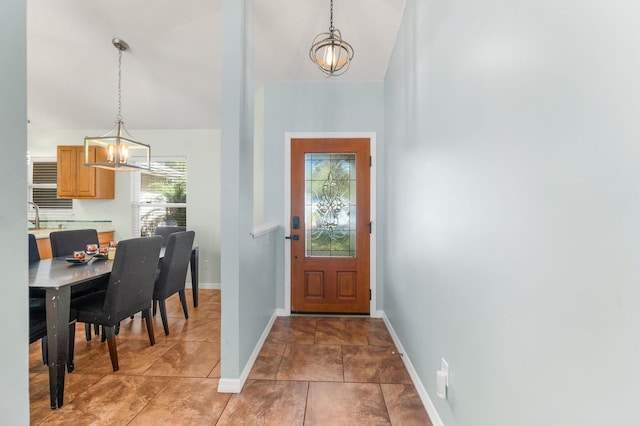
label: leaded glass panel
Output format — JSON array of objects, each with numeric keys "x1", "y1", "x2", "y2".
[{"x1": 305, "y1": 153, "x2": 356, "y2": 257}]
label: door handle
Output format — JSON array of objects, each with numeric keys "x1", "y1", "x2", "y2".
[{"x1": 285, "y1": 234, "x2": 299, "y2": 241}]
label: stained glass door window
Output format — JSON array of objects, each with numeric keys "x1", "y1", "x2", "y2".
[{"x1": 305, "y1": 153, "x2": 356, "y2": 257}]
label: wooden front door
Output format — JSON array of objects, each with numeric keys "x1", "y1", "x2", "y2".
[{"x1": 290, "y1": 138, "x2": 370, "y2": 313}]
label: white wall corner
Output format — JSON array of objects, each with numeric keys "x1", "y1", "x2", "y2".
[
  {"x1": 217, "y1": 310, "x2": 278, "y2": 394},
  {"x1": 381, "y1": 311, "x2": 445, "y2": 426}
]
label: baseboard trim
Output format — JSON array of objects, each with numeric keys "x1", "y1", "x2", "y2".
[
  {"x1": 186, "y1": 282, "x2": 220, "y2": 290},
  {"x1": 381, "y1": 311, "x2": 445, "y2": 426},
  {"x1": 371, "y1": 309, "x2": 384, "y2": 319},
  {"x1": 217, "y1": 378, "x2": 242, "y2": 393},
  {"x1": 217, "y1": 310, "x2": 278, "y2": 393},
  {"x1": 275, "y1": 308, "x2": 290, "y2": 317}
]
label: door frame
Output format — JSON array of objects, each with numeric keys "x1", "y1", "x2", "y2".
[{"x1": 283, "y1": 132, "x2": 378, "y2": 317}]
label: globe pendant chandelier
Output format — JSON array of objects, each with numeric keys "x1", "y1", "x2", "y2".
[{"x1": 309, "y1": 0, "x2": 354, "y2": 77}]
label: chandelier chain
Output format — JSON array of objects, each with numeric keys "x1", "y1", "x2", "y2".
[
  {"x1": 117, "y1": 48, "x2": 123, "y2": 122},
  {"x1": 329, "y1": 0, "x2": 334, "y2": 31}
]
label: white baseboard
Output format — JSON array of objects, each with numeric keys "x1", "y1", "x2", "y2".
[
  {"x1": 381, "y1": 311, "x2": 444, "y2": 426},
  {"x1": 370, "y1": 309, "x2": 384, "y2": 319},
  {"x1": 186, "y1": 282, "x2": 220, "y2": 290},
  {"x1": 217, "y1": 310, "x2": 278, "y2": 393},
  {"x1": 275, "y1": 308, "x2": 290, "y2": 317},
  {"x1": 217, "y1": 377, "x2": 242, "y2": 393}
]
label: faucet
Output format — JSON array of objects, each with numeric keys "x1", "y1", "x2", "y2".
[{"x1": 28, "y1": 202, "x2": 41, "y2": 230}]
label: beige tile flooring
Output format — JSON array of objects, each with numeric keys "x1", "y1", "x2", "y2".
[{"x1": 29, "y1": 289, "x2": 432, "y2": 425}]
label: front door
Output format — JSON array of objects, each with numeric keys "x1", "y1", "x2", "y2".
[{"x1": 290, "y1": 138, "x2": 370, "y2": 313}]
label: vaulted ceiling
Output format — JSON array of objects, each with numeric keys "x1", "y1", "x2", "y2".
[{"x1": 27, "y1": 0, "x2": 406, "y2": 130}]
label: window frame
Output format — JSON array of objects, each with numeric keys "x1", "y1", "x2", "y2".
[
  {"x1": 131, "y1": 156, "x2": 187, "y2": 237},
  {"x1": 28, "y1": 155, "x2": 73, "y2": 221}
]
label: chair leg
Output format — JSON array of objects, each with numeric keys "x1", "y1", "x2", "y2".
[
  {"x1": 142, "y1": 308, "x2": 156, "y2": 345},
  {"x1": 158, "y1": 300, "x2": 170, "y2": 336},
  {"x1": 93, "y1": 323, "x2": 99, "y2": 335},
  {"x1": 67, "y1": 322, "x2": 76, "y2": 373},
  {"x1": 41, "y1": 336, "x2": 48, "y2": 365},
  {"x1": 85, "y1": 323, "x2": 92, "y2": 341},
  {"x1": 178, "y1": 290, "x2": 189, "y2": 320},
  {"x1": 152, "y1": 300, "x2": 158, "y2": 316},
  {"x1": 104, "y1": 326, "x2": 119, "y2": 372}
]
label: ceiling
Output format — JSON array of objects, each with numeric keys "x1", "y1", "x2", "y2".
[{"x1": 27, "y1": 0, "x2": 406, "y2": 130}]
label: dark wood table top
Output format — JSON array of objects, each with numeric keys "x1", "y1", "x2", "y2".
[{"x1": 29, "y1": 257, "x2": 114, "y2": 289}]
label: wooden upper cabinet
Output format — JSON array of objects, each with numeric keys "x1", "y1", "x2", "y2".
[{"x1": 57, "y1": 146, "x2": 115, "y2": 199}]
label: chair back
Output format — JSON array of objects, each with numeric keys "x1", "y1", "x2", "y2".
[
  {"x1": 29, "y1": 309, "x2": 47, "y2": 344},
  {"x1": 102, "y1": 236, "x2": 163, "y2": 319},
  {"x1": 28, "y1": 234, "x2": 40, "y2": 263},
  {"x1": 154, "y1": 231, "x2": 195, "y2": 299},
  {"x1": 154, "y1": 226, "x2": 187, "y2": 247},
  {"x1": 49, "y1": 229, "x2": 99, "y2": 257}
]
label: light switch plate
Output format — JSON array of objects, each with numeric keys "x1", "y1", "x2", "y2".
[{"x1": 441, "y1": 358, "x2": 449, "y2": 385}]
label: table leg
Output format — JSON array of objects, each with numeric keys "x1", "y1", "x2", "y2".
[
  {"x1": 45, "y1": 286, "x2": 71, "y2": 409},
  {"x1": 190, "y1": 246, "x2": 199, "y2": 307}
]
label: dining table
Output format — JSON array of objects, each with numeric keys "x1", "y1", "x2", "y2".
[
  {"x1": 29, "y1": 256, "x2": 113, "y2": 409},
  {"x1": 29, "y1": 245, "x2": 200, "y2": 409}
]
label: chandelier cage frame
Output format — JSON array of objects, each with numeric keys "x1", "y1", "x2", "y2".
[{"x1": 84, "y1": 38, "x2": 150, "y2": 171}]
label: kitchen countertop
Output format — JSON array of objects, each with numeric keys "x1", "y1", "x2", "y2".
[{"x1": 29, "y1": 228, "x2": 115, "y2": 239}]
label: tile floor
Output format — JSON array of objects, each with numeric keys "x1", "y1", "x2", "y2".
[{"x1": 29, "y1": 289, "x2": 432, "y2": 425}]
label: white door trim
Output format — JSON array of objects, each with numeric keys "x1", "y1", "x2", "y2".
[{"x1": 283, "y1": 132, "x2": 377, "y2": 316}]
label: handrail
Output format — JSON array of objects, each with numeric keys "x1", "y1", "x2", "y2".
[{"x1": 250, "y1": 224, "x2": 278, "y2": 239}]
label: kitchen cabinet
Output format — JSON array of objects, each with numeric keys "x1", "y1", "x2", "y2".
[
  {"x1": 35, "y1": 238, "x2": 52, "y2": 259},
  {"x1": 98, "y1": 231, "x2": 115, "y2": 247},
  {"x1": 57, "y1": 145, "x2": 115, "y2": 199}
]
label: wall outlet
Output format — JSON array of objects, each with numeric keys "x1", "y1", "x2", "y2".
[{"x1": 204, "y1": 260, "x2": 209, "y2": 269}]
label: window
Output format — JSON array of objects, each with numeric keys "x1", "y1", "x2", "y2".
[
  {"x1": 132, "y1": 158, "x2": 187, "y2": 237},
  {"x1": 28, "y1": 157, "x2": 73, "y2": 220}
]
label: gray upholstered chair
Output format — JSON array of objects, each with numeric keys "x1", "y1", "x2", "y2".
[
  {"x1": 49, "y1": 229, "x2": 99, "y2": 257},
  {"x1": 28, "y1": 233, "x2": 40, "y2": 264},
  {"x1": 71, "y1": 236, "x2": 163, "y2": 371},
  {"x1": 154, "y1": 226, "x2": 186, "y2": 246},
  {"x1": 152, "y1": 231, "x2": 195, "y2": 335},
  {"x1": 49, "y1": 228, "x2": 106, "y2": 341}
]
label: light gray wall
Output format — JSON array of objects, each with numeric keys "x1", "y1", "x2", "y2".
[
  {"x1": 0, "y1": 0, "x2": 29, "y2": 422},
  {"x1": 28, "y1": 128, "x2": 221, "y2": 285},
  {"x1": 220, "y1": 0, "x2": 278, "y2": 381},
  {"x1": 263, "y1": 82, "x2": 385, "y2": 310},
  {"x1": 384, "y1": 1, "x2": 640, "y2": 425}
]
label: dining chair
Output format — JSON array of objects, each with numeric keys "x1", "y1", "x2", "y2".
[
  {"x1": 49, "y1": 228, "x2": 105, "y2": 341},
  {"x1": 49, "y1": 228, "x2": 100, "y2": 257},
  {"x1": 28, "y1": 233, "x2": 48, "y2": 364},
  {"x1": 153, "y1": 231, "x2": 195, "y2": 335},
  {"x1": 28, "y1": 233, "x2": 40, "y2": 263},
  {"x1": 154, "y1": 226, "x2": 186, "y2": 247},
  {"x1": 29, "y1": 234, "x2": 45, "y2": 304},
  {"x1": 71, "y1": 235, "x2": 163, "y2": 371}
]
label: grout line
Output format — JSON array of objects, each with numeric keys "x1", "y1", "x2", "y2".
[{"x1": 302, "y1": 381, "x2": 310, "y2": 425}]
